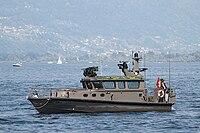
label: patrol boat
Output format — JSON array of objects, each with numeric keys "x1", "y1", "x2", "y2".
[{"x1": 27, "y1": 52, "x2": 176, "y2": 113}]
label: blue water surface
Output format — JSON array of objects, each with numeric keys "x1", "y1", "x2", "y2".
[{"x1": 0, "y1": 61, "x2": 200, "y2": 133}]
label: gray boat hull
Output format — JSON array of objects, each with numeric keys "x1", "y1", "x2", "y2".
[{"x1": 28, "y1": 98, "x2": 174, "y2": 114}]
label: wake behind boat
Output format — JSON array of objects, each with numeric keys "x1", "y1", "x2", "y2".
[{"x1": 27, "y1": 52, "x2": 176, "y2": 113}]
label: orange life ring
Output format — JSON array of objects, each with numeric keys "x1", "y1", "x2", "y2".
[{"x1": 158, "y1": 90, "x2": 164, "y2": 98}]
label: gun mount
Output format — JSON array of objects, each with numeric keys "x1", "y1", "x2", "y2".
[{"x1": 83, "y1": 66, "x2": 98, "y2": 77}]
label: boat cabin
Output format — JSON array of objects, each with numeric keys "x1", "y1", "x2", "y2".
[{"x1": 80, "y1": 53, "x2": 146, "y2": 91}]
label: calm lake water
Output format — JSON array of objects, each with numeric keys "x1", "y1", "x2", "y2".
[{"x1": 0, "y1": 61, "x2": 200, "y2": 133}]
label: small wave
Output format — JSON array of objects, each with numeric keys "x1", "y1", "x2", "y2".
[
  {"x1": 0, "y1": 118, "x2": 12, "y2": 124},
  {"x1": 172, "y1": 107, "x2": 176, "y2": 111}
]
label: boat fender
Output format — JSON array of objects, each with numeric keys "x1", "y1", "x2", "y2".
[{"x1": 158, "y1": 90, "x2": 164, "y2": 98}]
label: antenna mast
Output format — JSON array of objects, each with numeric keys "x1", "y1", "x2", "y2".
[
  {"x1": 168, "y1": 51, "x2": 171, "y2": 88},
  {"x1": 144, "y1": 52, "x2": 146, "y2": 88}
]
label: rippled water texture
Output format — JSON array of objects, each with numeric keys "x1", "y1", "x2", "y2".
[{"x1": 0, "y1": 62, "x2": 200, "y2": 133}]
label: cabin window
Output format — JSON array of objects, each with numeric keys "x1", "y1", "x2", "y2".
[
  {"x1": 103, "y1": 81, "x2": 116, "y2": 89},
  {"x1": 100, "y1": 93, "x2": 105, "y2": 97},
  {"x1": 86, "y1": 82, "x2": 93, "y2": 89},
  {"x1": 83, "y1": 94, "x2": 88, "y2": 97},
  {"x1": 118, "y1": 81, "x2": 125, "y2": 89},
  {"x1": 92, "y1": 94, "x2": 96, "y2": 97},
  {"x1": 93, "y1": 81, "x2": 103, "y2": 88},
  {"x1": 127, "y1": 81, "x2": 140, "y2": 89}
]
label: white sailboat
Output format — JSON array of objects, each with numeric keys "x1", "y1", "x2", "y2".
[{"x1": 57, "y1": 56, "x2": 62, "y2": 64}]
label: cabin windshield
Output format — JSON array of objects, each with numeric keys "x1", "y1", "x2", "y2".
[
  {"x1": 102, "y1": 81, "x2": 116, "y2": 89},
  {"x1": 82, "y1": 82, "x2": 86, "y2": 88},
  {"x1": 118, "y1": 81, "x2": 125, "y2": 89},
  {"x1": 127, "y1": 81, "x2": 140, "y2": 89},
  {"x1": 85, "y1": 82, "x2": 93, "y2": 89},
  {"x1": 93, "y1": 81, "x2": 103, "y2": 88}
]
